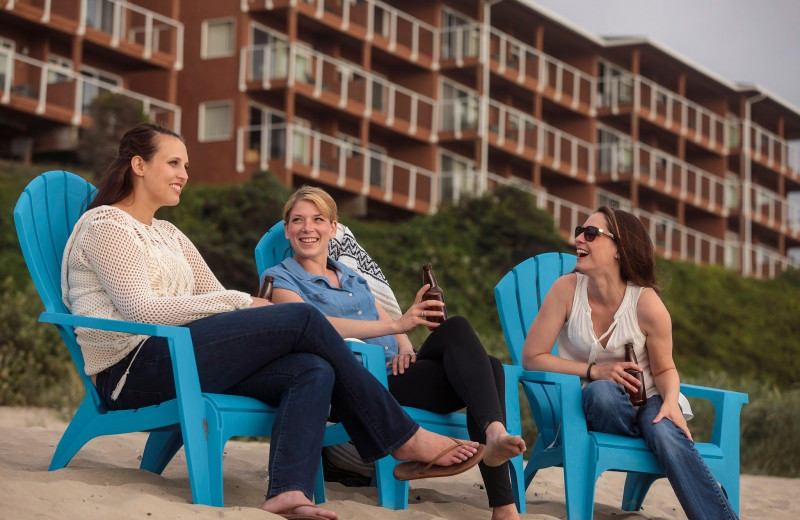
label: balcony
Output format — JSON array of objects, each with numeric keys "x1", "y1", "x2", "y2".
[
  {"x1": 597, "y1": 74, "x2": 729, "y2": 154},
  {"x1": 5, "y1": 0, "x2": 183, "y2": 69},
  {"x1": 0, "y1": 48, "x2": 181, "y2": 130},
  {"x1": 750, "y1": 244, "x2": 799, "y2": 279},
  {"x1": 487, "y1": 99, "x2": 593, "y2": 179},
  {"x1": 747, "y1": 122, "x2": 800, "y2": 183},
  {"x1": 488, "y1": 27, "x2": 595, "y2": 114},
  {"x1": 246, "y1": 0, "x2": 438, "y2": 69},
  {"x1": 236, "y1": 122, "x2": 440, "y2": 213},
  {"x1": 749, "y1": 184, "x2": 800, "y2": 237},
  {"x1": 240, "y1": 42, "x2": 437, "y2": 142},
  {"x1": 79, "y1": 0, "x2": 184, "y2": 69},
  {"x1": 596, "y1": 139, "x2": 727, "y2": 215},
  {"x1": 439, "y1": 23, "x2": 595, "y2": 115}
]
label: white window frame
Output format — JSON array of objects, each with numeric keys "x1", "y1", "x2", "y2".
[
  {"x1": 198, "y1": 100, "x2": 234, "y2": 142},
  {"x1": 201, "y1": 17, "x2": 235, "y2": 59}
]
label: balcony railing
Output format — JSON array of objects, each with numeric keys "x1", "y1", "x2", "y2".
[
  {"x1": 598, "y1": 74, "x2": 728, "y2": 151},
  {"x1": 597, "y1": 140, "x2": 727, "y2": 213},
  {"x1": 240, "y1": 42, "x2": 437, "y2": 139},
  {"x1": 487, "y1": 99, "x2": 593, "y2": 176},
  {"x1": 248, "y1": 0, "x2": 438, "y2": 65},
  {"x1": 488, "y1": 27, "x2": 595, "y2": 111},
  {"x1": 0, "y1": 48, "x2": 181, "y2": 130},
  {"x1": 76, "y1": 0, "x2": 183, "y2": 68},
  {"x1": 749, "y1": 184, "x2": 800, "y2": 235},
  {"x1": 748, "y1": 122, "x2": 800, "y2": 182},
  {"x1": 750, "y1": 245, "x2": 799, "y2": 278},
  {"x1": 236, "y1": 122, "x2": 439, "y2": 210}
]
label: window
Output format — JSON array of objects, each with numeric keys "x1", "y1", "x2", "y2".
[
  {"x1": 47, "y1": 55, "x2": 73, "y2": 84},
  {"x1": 0, "y1": 37, "x2": 13, "y2": 91},
  {"x1": 80, "y1": 65, "x2": 122, "y2": 114},
  {"x1": 439, "y1": 151, "x2": 477, "y2": 204},
  {"x1": 441, "y1": 9, "x2": 478, "y2": 60},
  {"x1": 199, "y1": 101, "x2": 233, "y2": 142},
  {"x1": 441, "y1": 80, "x2": 478, "y2": 131},
  {"x1": 368, "y1": 144, "x2": 386, "y2": 188},
  {"x1": 726, "y1": 117, "x2": 740, "y2": 148},
  {"x1": 250, "y1": 24, "x2": 286, "y2": 81},
  {"x1": 202, "y1": 19, "x2": 235, "y2": 59},
  {"x1": 85, "y1": 0, "x2": 115, "y2": 33},
  {"x1": 247, "y1": 105, "x2": 286, "y2": 160}
]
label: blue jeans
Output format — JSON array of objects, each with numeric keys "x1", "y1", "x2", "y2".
[
  {"x1": 96, "y1": 303, "x2": 418, "y2": 499},
  {"x1": 583, "y1": 380, "x2": 738, "y2": 520}
]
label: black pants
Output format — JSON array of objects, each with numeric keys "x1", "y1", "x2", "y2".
[{"x1": 387, "y1": 316, "x2": 513, "y2": 508}]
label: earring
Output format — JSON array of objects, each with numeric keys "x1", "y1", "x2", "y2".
[{"x1": 614, "y1": 253, "x2": 619, "y2": 260}]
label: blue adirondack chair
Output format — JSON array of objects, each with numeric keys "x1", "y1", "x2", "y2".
[
  {"x1": 255, "y1": 220, "x2": 526, "y2": 511},
  {"x1": 13, "y1": 170, "x2": 387, "y2": 507},
  {"x1": 494, "y1": 252, "x2": 749, "y2": 519}
]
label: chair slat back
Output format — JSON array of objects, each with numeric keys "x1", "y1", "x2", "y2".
[
  {"x1": 254, "y1": 220, "x2": 293, "y2": 277},
  {"x1": 495, "y1": 252, "x2": 576, "y2": 363},
  {"x1": 14, "y1": 170, "x2": 97, "y2": 394}
]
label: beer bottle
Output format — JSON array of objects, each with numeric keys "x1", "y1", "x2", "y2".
[
  {"x1": 421, "y1": 263, "x2": 447, "y2": 323},
  {"x1": 257, "y1": 275, "x2": 274, "y2": 301},
  {"x1": 624, "y1": 343, "x2": 647, "y2": 406}
]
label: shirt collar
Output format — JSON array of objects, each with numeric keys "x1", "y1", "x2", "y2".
[{"x1": 281, "y1": 256, "x2": 358, "y2": 287}]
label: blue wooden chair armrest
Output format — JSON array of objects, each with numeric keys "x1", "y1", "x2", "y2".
[{"x1": 679, "y1": 383, "x2": 748, "y2": 447}]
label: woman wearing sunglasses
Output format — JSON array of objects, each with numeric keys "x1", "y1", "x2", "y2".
[{"x1": 521, "y1": 206, "x2": 738, "y2": 520}]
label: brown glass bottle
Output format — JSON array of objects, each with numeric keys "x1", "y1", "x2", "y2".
[
  {"x1": 257, "y1": 275, "x2": 274, "y2": 301},
  {"x1": 421, "y1": 263, "x2": 447, "y2": 323},
  {"x1": 624, "y1": 343, "x2": 647, "y2": 406}
]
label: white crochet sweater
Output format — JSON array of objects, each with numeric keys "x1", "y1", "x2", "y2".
[{"x1": 61, "y1": 206, "x2": 252, "y2": 375}]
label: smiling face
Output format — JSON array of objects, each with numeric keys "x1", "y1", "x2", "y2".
[
  {"x1": 575, "y1": 212, "x2": 618, "y2": 273},
  {"x1": 284, "y1": 199, "x2": 337, "y2": 262},
  {"x1": 132, "y1": 134, "x2": 189, "y2": 210}
]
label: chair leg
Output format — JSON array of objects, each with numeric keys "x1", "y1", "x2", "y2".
[
  {"x1": 621, "y1": 472, "x2": 659, "y2": 511},
  {"x1": 562, "y1": 444, "x2": 596, "y2": 520},
  {"x1": 373, "y1": 455, "x2": 407, "y2": 510},
  {"x1": 49, "y1": 398, "x2": 99, "y2": 471},
  {"x1": 314, "y1": 457, "x2": 327, "y2": 504},
  {"x1": 140, "y1": 431, "x2": 183, "y2": 474},
  {"x1": 508, "y1": 453, "x2": 526, "y2": 513}
]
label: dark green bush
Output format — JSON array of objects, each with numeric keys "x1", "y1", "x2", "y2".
[{"x1": 0, "y1": 277, "x2": 81, "y2": 407}]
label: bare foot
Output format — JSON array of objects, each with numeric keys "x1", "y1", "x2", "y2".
[
  {"x1": 262, "y1": 490, "x2": 338, "y2": 519},
  {"x1": 392, "y1": 428, "x2": 479, "y2": 466},
  {"x1": 483, "y1": 422, "x2": 526, "y2": 467}
]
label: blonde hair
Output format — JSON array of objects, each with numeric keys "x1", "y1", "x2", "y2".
[{"x1": 282, "y1": 185, "x2": 338, "y2": 223}]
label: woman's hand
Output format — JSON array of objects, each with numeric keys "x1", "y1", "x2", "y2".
[
  {"x1": 592, "y1": 361, "x2": 644, "y2": 395},
  {"x1": 388, "y1": 350, "x2": 417, "y2": 375},
  {"x1": 250, "y1": 296, "x2": 273, "y2": 308},
  {"x1": 394, "y1": 285, "x2": 445, "y2": 333},
  {"x1": 653, "y1": 399, "x2": 693, "y2": 441}
]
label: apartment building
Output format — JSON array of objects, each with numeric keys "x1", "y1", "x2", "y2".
[
  {"x1": 0, "y1": 0, "x2": 182, "y2": 160},
  {"x1": 4, "y1": 1, "x2": 799, "y2": 278}
]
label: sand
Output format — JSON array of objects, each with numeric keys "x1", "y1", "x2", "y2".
[{"x1": 0, "y1": 406, "x2": 791, "y2": 519}]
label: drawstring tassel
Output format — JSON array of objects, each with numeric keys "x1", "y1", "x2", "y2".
[
  {"x1": 110, "y1": 341, "x2": 144, "y2": 401},
  {"x1": 110, "y1": 370, "x2": 129, "y2": 401}
]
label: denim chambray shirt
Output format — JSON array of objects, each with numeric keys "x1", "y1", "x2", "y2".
[{"x1": 265, "y1": 257, "x2": 399, "y2": 372}]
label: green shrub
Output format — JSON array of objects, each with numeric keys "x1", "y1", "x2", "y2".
[{"x1": 0, "y1": 277, "x2": 82, "y2": 407}]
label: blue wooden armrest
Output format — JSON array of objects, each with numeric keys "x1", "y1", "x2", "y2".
[{"x1": 679, "y1": 383, "x2": 748, "y2": 447}]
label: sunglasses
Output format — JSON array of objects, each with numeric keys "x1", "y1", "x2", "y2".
[{"x1": 574, "y1": 225, "x2": 615, "y2": 242}]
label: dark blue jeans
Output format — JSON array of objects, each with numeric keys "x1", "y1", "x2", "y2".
[
  {"x1": 583, "y1": 380, "x2": 738, "y2": 520},
  {"x1": 96, "y1": 303, "x2": 418, "y2": 499}
]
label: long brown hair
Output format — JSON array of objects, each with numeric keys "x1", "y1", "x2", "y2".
[
  {"x1": 596, "y1": 206, "x2": 661, "y2": 296},
  {"x1": 88, "y1": 123, "x2": 183, "y2": 210}
]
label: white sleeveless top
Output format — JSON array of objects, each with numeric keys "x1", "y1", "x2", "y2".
[{"x1": 556, "y1": 273, "x2": 692, "y2": 420}]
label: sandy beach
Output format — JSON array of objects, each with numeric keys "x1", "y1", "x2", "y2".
[{"x1": 0, "y1": 406, "x2": 790, "y2": 519}]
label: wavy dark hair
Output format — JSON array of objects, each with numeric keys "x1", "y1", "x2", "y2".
[
  {"x1": 595, "y1": 205, "x2": 661, "y2": 297},
  {"x1": 88, "y1": 123, "x2": 183, "y2": 210}
]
